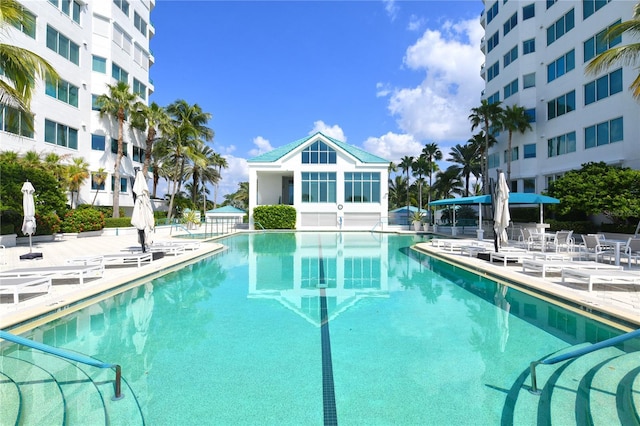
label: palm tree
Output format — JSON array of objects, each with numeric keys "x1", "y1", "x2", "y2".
[
  {"x1": 43, "y1": 152, "x2": 71, "y2": 182},
  {"x1": 0, "y1": 0, "x2": 59, "y2": 115},
  {"x1": 422, "y1": 142, "x2": 442, "y2": 224},
  {"x1": 447, "y1": 143, "x2": 481, "y2": 197},
  {"x1": 433, "y1": 165, "x2": 464, "y2": 200},
  {"x1": 184, "y1": 144, "x2": 221, "y2": 211},
  {"x1": 586, "y1": 3, "x2": 640, "y2": 99},
  {"x1": 90, "y1": 168, "x2": 108, "y2": 206},
  {"x1": 399, "y1": 155, "x2": 414, "y2": 209},
  {"x1": 161, "y1": 100, "x2": 214, "y2": 219},
  {"x1": 133, "y1": 102, "x2": 170, "y2": 177},
  {"x1": 388, "y1": 175, "x2": 407, "y2": 210},
  {"x1": 412, "y1": 156, "x2": 429, "y2": 213},
  {"x1": 467, "y1": 131, "x2": 497, "y2": 193},
  {"x1": 211, "y1": 152, "x2": 228, "y2": 209},
  {"x1": 96, "y1": 81, "x2": 138, "y2": 218},
  {"x1": 66, "y1": 157, "x2": 89, "y2": 208},
  {"x1": 469, "y1": 100, "x2": 504, "y2": 193},
  {"x1": 502, "y1": 105, "x2": 532, "y2": 185}
]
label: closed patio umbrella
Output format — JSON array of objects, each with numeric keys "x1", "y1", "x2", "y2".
[
  {"x1": 21, "y1": 181, "x2": 37, "y2": 254},
  {"x1": 493, "y1": 172, "x2": 510, "y2": 250},
  {"x1": 131, "y1": 171, "x2": 155, "y2": 252}
]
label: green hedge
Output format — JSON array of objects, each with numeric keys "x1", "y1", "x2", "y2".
[
  {"x1": 104, "y1": 217, "x2": 138, "y2": 228},
  {"x1": 253, "y1": 205, "x2": 296, "y2": 229},
  {"x1": 61, "y1": 209, "x2": 105, "y2": 233}
]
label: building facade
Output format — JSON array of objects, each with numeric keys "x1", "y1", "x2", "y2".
[
  {"x1": 481, "y1": 0, "x2": 640, "y2": 192},
  {"x1": 247, "y1": 132, "x2": 390, "y2": 230},
  {"x1": 3, "y1": 0, "x2": 155, "y2": 213}
]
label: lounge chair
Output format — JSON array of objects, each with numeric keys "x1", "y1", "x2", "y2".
[
  {"x1": 153, "y1": 240, "x2": 201, "y2": 251},
  {"x1": 102, "y1": 252, "x2": 153, "y2": 268},
  {"x1": 0, "y1": 276, "x2": 52, "y2": 304},
  {"x1": 561, "y1": 269, "x2": 640, "y2": 292},
  {"x1": 522, "y1": 259, "x2": 623, "y2": 279},
  {"x1": 0, "y1": 264, "x2": 104, "y2": 285}
]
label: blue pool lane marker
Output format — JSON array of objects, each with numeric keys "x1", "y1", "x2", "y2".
[{"x1": 318, "y1": 255, "x2": 338, "y2": 426}]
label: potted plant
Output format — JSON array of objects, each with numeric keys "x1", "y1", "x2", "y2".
[{"x1": 410, "y1": 211, "x2": 423, "y2": 231}]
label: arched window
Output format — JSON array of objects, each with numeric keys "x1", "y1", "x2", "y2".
[{"x1": 301, "y1": 141, "x2": 336, "y2": 164}]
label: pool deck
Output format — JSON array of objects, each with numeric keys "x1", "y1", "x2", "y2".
[
  {"x1": 0, "y1": 226, "x2": 226, "y2": 331},
  {"x1": 2, "y1": 230, "x2": 639, "y2": 332},
  {"x1": 413, "y1": 242, "x2": 640, "y2": 329}
]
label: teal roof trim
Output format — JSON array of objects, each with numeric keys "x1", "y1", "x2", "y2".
[
  {"x1": 247, "y1": 132, "x2": 389, "y2": 164},
  {"x1": 206, "y1": 205, "x2": 247, "y2": 214}
]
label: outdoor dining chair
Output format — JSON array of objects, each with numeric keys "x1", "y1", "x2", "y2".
[
  {"x1": 620, "y1": 238, "x2": 640, "y2": 268},
  {"x1": 579, "y1": 234, "x2": 613, "y2": 262}
]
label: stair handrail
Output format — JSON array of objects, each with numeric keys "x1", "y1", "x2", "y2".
[
  {"x1": 0, "y1": 330, "x2": 123, "y2": 400},
  {"x1": 254, "y1": 221, "x2": 265, "y2": 231},
  {"x1": 529, "y1": 328, "x2": 640, "y2": 394}
]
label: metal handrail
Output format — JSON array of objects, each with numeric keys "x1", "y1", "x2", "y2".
[
  {"x1": 0, "y1": 330, "x2": 123, "y2": 400},
  {"x1": 529, "y1": 328, "x2": 640, "y2": 394},
  {"x1": 371, "y1": 220, "x2": 383, "y2": 232},
  {"x1": 254, "y1": 221, "x2": 265, "y2": 231}
]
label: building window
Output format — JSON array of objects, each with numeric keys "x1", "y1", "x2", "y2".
[
  {"x1": 523, "y1": 38, "x2": 535, "y2": 55},
  {"x1": 583, "y1": 0, "x2": 611, "y2": 20},
  {"x1": 111, "y1": 138, "x2": 128, "y2": 156},
  {"x1": 111, "y1": 176, "x2": 128, "y2": 193},
  {"x1": 11, "y1": 6, "x2": 36, "y2": 38},
  {"x1": 547, "y1": 8, "x2": 574, "y2": 46},
  {"x1": 487, "y1": 92, "x2": 500, "y2": 104},
  {"x1": 92, "y1": 55, "x2": 107, "y2": 73},
  {"x1": 487, "y1": 1, "x2": 498, "y2": 24},
  {"x1": 0, "y1": 105, "x2": 34, "y2": 138},
  {"x1": 487, "y1": 152, "x2": 500, "y2": 169},
  {"x1": 547, "y1": 132, "x2": 576, "y2": 157},
  {"x1": 547, "y1": 90, "x2": 575, "y2": 120},
  {"x1": 523, "y1": 143, "x2": 536, "y2": 158},
  {"x1": 584, "y1": 22, "x2": 621, "y2": 63},
  {"x1": 91, "y1": 134, "x2": 106, "y2": 151},
  {"x1": 547, "y1": 49, "x2": 575, "y2": 83},
  {"x1": 584, "y1": 69, "x2": 623, "y2": 105},
  {"x1": 91, "y1": 173, "x2": 106, "y2": 190},
  {"x1": 133, "y1": 78, "x2": 147, "y2": 100},
  {"x1": 301, "y1": 141, "x2": 337, "y2": 164},
  {"x1": 134, "y1": 44, "x2": 149, "y2": 70},
  {"x1": 487, "y1": 31, "x2": 500, "y2": 53},
  {"x1": 114, "y1": 0, "x2": 129, "y2": 16},
  {"x1": 134, "y1": 12, "x2": 147, "y2": 36},
  {"x1": 523, "y1": 178, "x2": 536, "y2": 193},
  {"x1": 112, "y1": 63, "x2": 128, "y2": 83},
  {"x1": 344, "y1": 173, "x2": 380, "y2": 203},
  {"x1": 523, "y1": 72, "x2": 536, "y2": 89},
  {"x1": 525, "y1": 108, "x2": 536, "y2": 123},
  {"x1": 133, "y1": 146, "x2": 145, "y2": 162},
  {"x1": 504, "y1": 147, "x2": 518, "y2": 163},
  {"x1": 45, "y1": 76, "x2": 79, "y2": 107},
  {"x1": 91, "y1": 94, "x2": 101, "y2": 111},
  {"x1": 503, "y1": 45, "x2": 518, "y2": 68},
  {"x1": 504, "y1": 79, "x2": 518, "y2": 99},
  {"x1": 585, "y1": 117, "x2": 623, "y2": 149},
  {"x1": 547, "y1": 0, "x2": 557, "y2": 8},
  {"x1": 46, "y1": 26, "x2": 80, "y2": 65},
  {"x1": 523, "y1": 3, "x2": 535, "y2": 20},
  {"x1": 44, "y1": 119, "x2": 78, "y2": 149},
  {"x1": 301, "y1": 172, "x2": 336, "y2": 203},
  {"x1": 503, "y1": 12, "x2": 518, "y2": 35},
  {"x1": 113, "y1": 25, "x2": 132, "y2": 55},
  {"x1": 487, "y1": 61, "x2": 500, "y2": 82}
]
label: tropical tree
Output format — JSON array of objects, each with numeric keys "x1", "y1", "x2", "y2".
[
  {"x1": 184, "y1": 144, "x2": 221, "y2": 211},
  {"x1": 388, "y1": 175, "x2": 408, "y2": 210},
  {"x1": 90, "y1": 168, "x2": 108, "y2": 206},
  {"x1": 160, "y1": 100, "x2": 214, "y2": 219},
  {"x1": 433, "y1": 166, "x2": 464, "y2": 204},
  {"x1": 43, "y1": 152, "x2": 71, "y2": 182},
  {"x1": 412, "y1": 156, "x2": 429, "y2": 213},
  {"x1": 133, "y1": 101, "x2": 170, "y2": 177},
  {"x1": 223, "y1": 181, "x2": 249, "y2": 209},
  {"x1": 447, "y1": 143, "x2": 481, "y2": 197},
  {"x1": 502, "y1": 104, "x2": 532, "y2": 185},
  {"x1": 585, "y1": 3, "x2": 640, "y2": 99},
  {"x1": 66, "y1": 157, "x2": 89, "y2": 208},
  {"x1": 211, "y1": 152, "x2": 228, "y2": 209},
  {"x1": 0, "y1": 0, "x2": 59, "y2": 115},
  {"x1": 96, "y1": 81, "x2": 139, "y2": 218},
  {"x1": 422, "y1": 142, "x2": 442, "y2": 224},
  {"x1": 467, "y1": 131, "x2": 497, "y2": 193},
  {"x1": 469, "y1": 100, "x2": 504, "y2": 192},
  {"x1": 399, "y1": 155, "x2": 414, "y2": 208}
]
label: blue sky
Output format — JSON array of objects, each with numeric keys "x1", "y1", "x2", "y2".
[{"x1": 149, "y1": 0, "x2": 485, "y2": 201}]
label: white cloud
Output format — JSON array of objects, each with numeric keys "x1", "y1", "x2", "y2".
[
  {"x1": 383, "y1": 0, "x2": 398, "y2": 21},
  {"x1": 309, "y1": 120, "x2": 347, "y2": 142},
  {"x1": 214, "y1": 154, "x2": 248, "y2": 204},
  {"x1": 362, "y1": 132, "x2": 422, "y2": 163},
  {"x1": 247, "y1": 136, "x2": 273, "y2": 157},
  {"x1": 381, "y1": 18, "x2": 484, "y2": 146},
  {"x1": 407, "y1": 14, "x2": 425, "y2": 32}
]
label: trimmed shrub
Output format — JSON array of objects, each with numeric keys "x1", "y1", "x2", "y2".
[
  {"x1": 104, "y1": 217, "x2": 138, "y2": 228},
  {"x1": 61, "y1": 209, "x2": 105, "y2": 233},
  {"x1": 546, "y1": 220, "x2": 596, "y2": 235},
  {"x1": 35, "y1": 212, "x2": 62, "y2": 235},
  {"x1": 78, "y1": 204, "x2": 124, "y2": 218},
  {"x1": 253, "y1": 205, "x2": 296, "y2": 229}
]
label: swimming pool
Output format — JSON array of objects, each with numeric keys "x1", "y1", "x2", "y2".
[{"x1": 1, "y1": 232, "x2": 631, "y2": 425}]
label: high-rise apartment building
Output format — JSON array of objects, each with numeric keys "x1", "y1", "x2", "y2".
[
  {"x1": 2, "y1": 0, "x2": 155, "y2": 212},
  {"x1": 481, "y1": 0, "x2": 639, "y2": 192}
]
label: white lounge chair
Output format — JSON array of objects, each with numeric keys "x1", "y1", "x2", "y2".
[
  {"x1": 0, "y1": 276, "x2": 52, "y2": 304},
  {"x1": 153, "y1": 240, "x2": 201, "y2": 251},
  {"x1": 522, "y1": 259, "x2": 623, "y2": 279},
  {"x1": 561, "y1": 269, "x2": 640, "y2": 292},
  {"x1": 0, "y1": 264, "x2": 104, "y2": 285},
  {"x1": 102, "y1": 252, "x2": 153, "y2": 268}
]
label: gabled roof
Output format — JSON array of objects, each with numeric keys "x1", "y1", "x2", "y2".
[
  {"x1": 206, "y1": 205, "x2": 246, "y2": 214},
  {"x1": 247, "y1": 132, "x2": 389, "y2": 164}
]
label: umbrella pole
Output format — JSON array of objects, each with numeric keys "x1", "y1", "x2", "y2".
[{"x1": 29, "y1": 234, "x2": 32, "y2": 253}]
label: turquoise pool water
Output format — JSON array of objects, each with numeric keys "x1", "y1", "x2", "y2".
[{"x1": 6, "y1": 232, "x2": 626, "y2": 424}]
